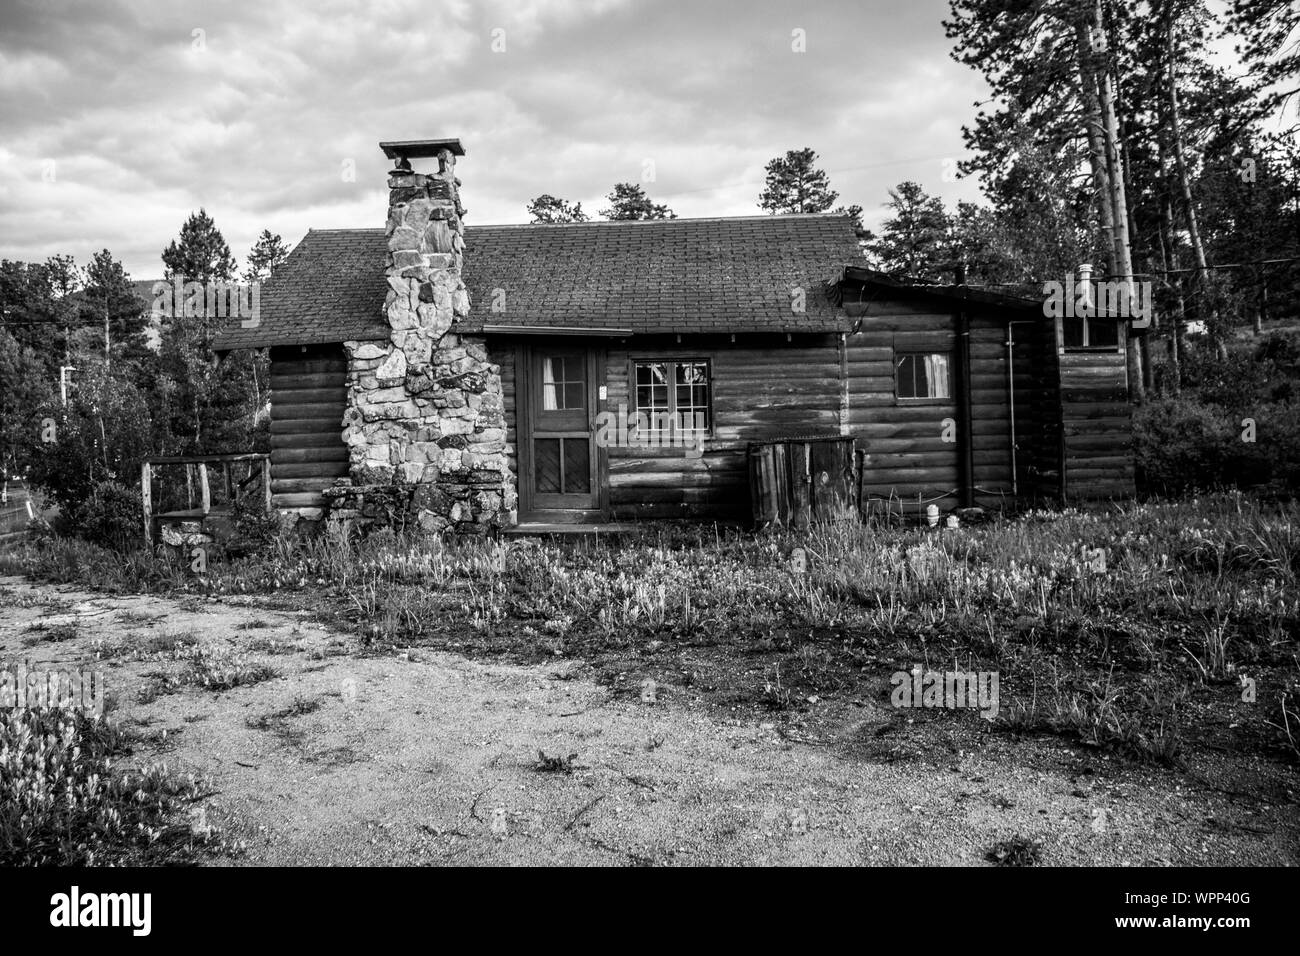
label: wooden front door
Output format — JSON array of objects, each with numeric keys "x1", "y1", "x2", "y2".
[{"x1": 519, "y1": 347, "x2": 601, "y2": 520}]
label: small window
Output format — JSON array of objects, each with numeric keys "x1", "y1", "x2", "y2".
[
  {"x1": 896, "y1": 352, "x2": 952, "y2": 401},
  {"x1": 635, "y1": 360, "x2": 711, "y2": 432},
  {"x1": 1063, "y1": 316, "x2": 1119, "y2": 349}
]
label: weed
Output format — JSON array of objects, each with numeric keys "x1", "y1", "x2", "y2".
[
  {"x1": 535, "y1": 750, "x2": 579, "y2": 774},
  {"x1": 140, "y1": 644, "x2": 277, "y2": 700},
  {"x1": 0, "y1": 708, "x2": 232, "y2": 865},
  {"x1": 986, "y1": 835, "x2": 1043, "y2": 867},
  {"x1": 21, "y1": 621, "x2": 78, "y2": 646}
]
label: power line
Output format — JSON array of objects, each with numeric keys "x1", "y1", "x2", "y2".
[
  {"x1": 667, "y1": 153, "x2": 959, "y2": 197},
  {"x1": 1102, "y1": 256, "x2": 1300, "y2": 279}
]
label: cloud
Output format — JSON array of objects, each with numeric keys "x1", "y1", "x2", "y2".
[{"x1": 0, "y1": 0, "x2": 988, "y2": 277}]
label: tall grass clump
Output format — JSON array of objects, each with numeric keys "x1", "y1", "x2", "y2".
[{"x1": 0, "y1": 707, "x2": 223, "y2": 865}]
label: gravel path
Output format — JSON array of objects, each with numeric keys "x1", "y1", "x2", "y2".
[{"x1": 3, "y1": 576, "x2": 1296, "y2": 866}]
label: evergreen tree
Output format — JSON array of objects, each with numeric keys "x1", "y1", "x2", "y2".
[
  {"x1": 155, "y1": 211, "x2": 260, "y2": 455},
  {"x1": 244, "y1": 229, "x2": 291, "y2": 282},
  {"x1": 865, "y1": 182, "x2": 953, "y2": 280},
  {"x1": 80, "y1": 249, "x2": 151, "y2": 370},
  {"x1": 758, "y1": 148, "x2": 839, "y2": 214},
  {"x1": 600, "y1": 183, "x2": 676, "y2": 220},
  {"x1": 161, "y1": 208, "x2": 237, "y2": 285},
  {"x1": 526, "y1": 194, "x2": 590, "y2": 224}
]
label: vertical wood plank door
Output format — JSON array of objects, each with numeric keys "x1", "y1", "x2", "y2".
[{"x1": 520, "y1": 347, "x2": 600, "y2": 520}]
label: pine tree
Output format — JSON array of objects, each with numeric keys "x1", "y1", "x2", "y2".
[
  {"x1": 80, "y1": 249, "x2": 150, "y2": 370},
  {"x1": 244, "y1": 230, "x2": 291, "y2": 282},
  {"x1": 865, "y1": 182, "x2": 953, "y2": 280},
  {"x1": 161, "y1": 208, "x2": 237, "y2": 285},
  {"x1": 526, "y1": 195, "x2": 590, "y2": 224},
  {"x1": 599, "y1": 183, "x2": 676, "y2": 220},
  {"x1": 156, "y1": 211, "x2": 258, "y2": 455},
  {"x1": 758, "y1": 148, "x2": 839, "y2": 214},
  {"x1": 1228, "y1": 0, "x2": 1300, "y2": 116}
]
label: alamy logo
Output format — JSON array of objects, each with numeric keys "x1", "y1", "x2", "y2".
[
  {"x1": 50, "y1": 886, "x2": 151, "y2": 936},
  {"x1": 1042, "y1": 270, "x2": 1152, "y2": 329},
  {"x1": 890, "y1": 665, "x2": 999, "y2": 720},
  {"x1": 151, "y1": 278, "x2": 261, "y2": 329},
  {"x1": 0, "y1": 660, "x2": 104, "y2": 714},
  {"x1": 593, "y1": 404, "x2": 707, "y2": 459}
]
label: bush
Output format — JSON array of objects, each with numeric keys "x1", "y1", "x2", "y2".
[
  {"x1": 231, "y1": 494, "x2": 282, "y2": 549},
  {"x1": 66, "y1": 480, "x2": 143, "y2": 553},
  {"x1": 1136, "y1": 397, "x2": 1300, "y2": 496},
  {"x1": 1180, "y1": 344, "x2": 1274, "y2": 414}
]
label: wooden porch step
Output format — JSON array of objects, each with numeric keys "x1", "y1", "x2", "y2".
[{"x1": 503, "y1": 522, "x2": 640, "y2": 536}]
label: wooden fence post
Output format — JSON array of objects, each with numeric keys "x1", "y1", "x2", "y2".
[
  {"x1": 141, "y1": 461, "x2": 152, "y2": 545},
  {"x1": 198, "y1": 463, "x2": 211, "y2": 516}
]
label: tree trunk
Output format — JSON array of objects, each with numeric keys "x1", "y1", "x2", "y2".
[
  {"x1": 1258, "y1": 274, "x2": 1268, "y2": 334},
  {"x1": 1079, "y1": 2, "x2": 1144, "y2": 402},
  {"x1": 1164, "y1": 8, "x2": 1223, "y2": 359},
  {"x1": 1075, "y1": 19, "x2": 1118, "y2": 278},
  {"x1": 1093, "y1": 0, "x2": 1144, "y2": 401},
  {"x1": 1156, "y1": 134, "x2": 1183, "y2": 394}
]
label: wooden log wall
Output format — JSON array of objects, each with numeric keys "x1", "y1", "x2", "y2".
[
  {"x1": 484, "y1": 302, "x2": 1133, "y2": 523},
  {"x1": 843, "y1": 302, "x2": 1035, "y2": 513},
  {"x1": 603, "y1": 337, "x2": 842, "y2": 520},
  {"x1": 1057, "y1": 339, "x2": 1136, "y2": 500},
  {"x1": 269, "y1": 343, "x2": 349, "y2": 509}
]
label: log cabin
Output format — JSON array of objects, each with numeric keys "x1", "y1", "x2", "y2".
[{"x1": 211, "y1": 138, "x2": 1136, "y2": 533}]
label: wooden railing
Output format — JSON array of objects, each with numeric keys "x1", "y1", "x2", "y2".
[{"x1": 141, "y1": 453, "x2": 271, "y2": 545}]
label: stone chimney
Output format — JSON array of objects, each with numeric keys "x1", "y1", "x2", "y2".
[{"x1": 337, "y1": 139, "x2": 515, "y2": 534}]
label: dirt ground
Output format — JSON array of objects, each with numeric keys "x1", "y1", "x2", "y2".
[{"x1": 2, "y1": 575, "x2": 1297, "y2": 866}]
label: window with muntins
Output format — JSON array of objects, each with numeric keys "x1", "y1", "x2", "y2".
[
  {"x1": 895, "y1": 352, "x2": 952, "y2": 401},
  {"x1": 634, "y1": 360, "x2": 711, "y2": 432}
]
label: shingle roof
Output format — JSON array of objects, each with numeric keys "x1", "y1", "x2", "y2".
[
  {"x1": 838, "y1": 266, "x2": 1044, "y2": 313},
  {"x1": 212, "y1": 214, "x2": 862, "y2": 351}
]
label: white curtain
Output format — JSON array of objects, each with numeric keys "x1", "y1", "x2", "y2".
[
  {"x1": 542, "y1": 358, "x2": 558, "y2": 410},
  {"x1": 924, "y1": 354, "x2": 951, "y2": 399}
]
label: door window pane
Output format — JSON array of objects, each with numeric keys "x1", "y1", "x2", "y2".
[
  {"x1": 535, "y1": 438, "x2": 561, "y2": 492},
  {"x1": 542, "y1": 356, "x2": 585, "y2": 410},
  {"x1": 563, "y1": 438, "x2": 590, "y2": 493}
]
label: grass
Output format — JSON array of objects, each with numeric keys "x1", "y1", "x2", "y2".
[
  {"x1": 986, "y1": 835, "x2": 1043, "y2": 867},
  {"x1": 535, "y1": 750, "x2": 580, "y2": 774},
  {"x1": 140, "y1": 643, "x2": 278, "y2": 702},
  {"x1": 5, "y1": 492, "x2": 1299, "y2": 769},
  {"x1": 0, "y1": 586, "x2": 72, "y2": 612},
  {"x1": 246, "y1": 696, "x2": 322, "y2": 748},
  {"x1": 21, "y1": 621, "x2": 78, "y2": 646},
  {"x1": 0, "y1": 707, "x2": 233, "y2": 865}
]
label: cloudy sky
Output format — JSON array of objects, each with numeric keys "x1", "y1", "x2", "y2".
[{"x1": 0, "y1": 0, "x2": 993, "y2": 279}]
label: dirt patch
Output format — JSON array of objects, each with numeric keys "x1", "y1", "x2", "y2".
[{"x1": 1, "y1": 575, "x2": 1296, "y2": 866}]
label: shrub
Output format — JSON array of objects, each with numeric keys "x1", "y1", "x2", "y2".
[
  {"x1": 231, "y1": 494, "x2": 282, "y2": 549},
  {"x1": 1133, "y1": 397, "x2": 1295, "y2": 495},
  {"x1": 1135, "y1": 398, "x2": 1237, "y2": 495},
  {"x1": 1181, "y1": 342, "x2": 1274, "y2": 414},
  {"x1": 65, "y1": 480, "x2": 143, "y2": 553}
]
